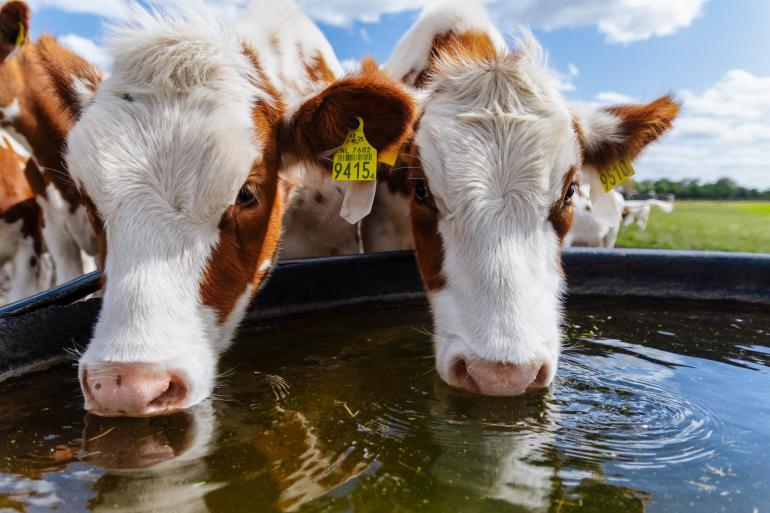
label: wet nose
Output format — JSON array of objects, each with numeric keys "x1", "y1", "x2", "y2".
[
  {"x1": 81, "y1": 363, "x2": 189, "y2": 417},
  {"x1": 448, "y1": 356, "x2": 551, "y2": 396}
]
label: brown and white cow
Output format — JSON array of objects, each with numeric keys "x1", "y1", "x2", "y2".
[
  {"x1": 374, "y1": 1, "x2": 678, "y2": 395},
  {"x1": 39, "y1": 0, "x2": 414, "y2": 416},
  {"x1": 0, "y1": 128, "x2": 48, "y2": 301},
  {"x1": 0, "y1": 1, "x2": 98, "y2": 285}
]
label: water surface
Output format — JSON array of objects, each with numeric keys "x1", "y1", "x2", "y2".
[{"x1": 1, "y1": 300, "x2": 769, "y2": 512}]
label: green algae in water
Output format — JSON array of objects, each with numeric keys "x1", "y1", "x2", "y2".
[{"x1": 1, "y1": 301, "x2": 769, "y2": 512}]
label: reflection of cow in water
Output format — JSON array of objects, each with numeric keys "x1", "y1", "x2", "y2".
[{"x1": 1, "y1": 366, "x2": 651, "y2": 513}]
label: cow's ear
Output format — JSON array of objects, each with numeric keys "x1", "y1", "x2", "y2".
[
  {"x1": 574, "y1": 94, "x2": 680, "y2": 170},
  {"x1": 280, "y1": 58, "x2": 416, "y2": 170},
  {"x1": 0, "y1": 1, "x2": 29, "y2": 59},
  {"x1": 36, "y1": 35, "x2": 103, "y2": 121}
]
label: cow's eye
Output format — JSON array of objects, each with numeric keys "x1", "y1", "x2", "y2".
[
  {"x1": 564, "y1": 182, "x2": 577, "y2": 206},
  {"x1": 236, "y1": 185, "x2": 257, "y2": 206},
  {"x1": 414, "y1": 180, "x2": 430, "y2": 203}
]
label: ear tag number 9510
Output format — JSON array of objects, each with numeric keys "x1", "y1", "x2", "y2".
[
  {"x1": 600, "y1": 158, "x2": 635, "y2": 193},
  {"x1": 332, "y1": 117, "x2": 377, "y2": 182}
]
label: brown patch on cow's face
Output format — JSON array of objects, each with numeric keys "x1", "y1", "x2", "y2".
[
  {"x1": 548, "y1": 165, "x2": 579, "y2": 245},
  {"x1": 199, "y1": 163, "x2": 284, "y2": 324},
  {"x1": 199, "y1": 45, "x2": 287, "y2": 324},
  {"x1": 410, "y1": 30, "x2": 497, "y2": 87},
  {"x1": 407, "y1": 160, "x2": 445, "y2": 291}
]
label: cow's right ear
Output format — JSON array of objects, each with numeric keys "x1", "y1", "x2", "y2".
[
  {"x1": 0, "y1": 1, "x2": 29, "y2": 60},
  {"x1": 280, "y1": 58, "x2": 416, "y2": 171},
  {"x1": 36, "y1": 35, "x2": 103, "y2": 121}
]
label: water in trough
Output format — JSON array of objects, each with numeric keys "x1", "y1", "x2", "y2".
[{"x1": 0, "y1": 300, "x2": 768, "y2": 512}]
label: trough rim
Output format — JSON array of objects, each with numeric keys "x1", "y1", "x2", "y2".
[{"x1": 1, "y1": 248, "x2": 769, "y2": 319}]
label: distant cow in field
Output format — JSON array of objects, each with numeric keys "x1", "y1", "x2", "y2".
[
  {"x1": 622, "y1": 198, "x2": 674, "y2": 230},
  {"x1": 0, "y1": 1, "x2": 98, "y2": 284},
  {"x1": 563, "y1": 183, "x2": 624, "y2": 248},
  {"x1": 565, "y1": 184, "x2": 675, "y2": 248},
  {"x1": 373, "y1": 1, "x2": 678, "y2": 395},
  {"x1": 40, "y1": 0, "x2": 414, "y2": 416},
  {"x1": 0, "y1": 128, "x2": 48, "y2": 301}
]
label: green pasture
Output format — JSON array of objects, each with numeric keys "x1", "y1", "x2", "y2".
[{"x1": 615, "y1": 201, "x2": 770, "y2": 253}]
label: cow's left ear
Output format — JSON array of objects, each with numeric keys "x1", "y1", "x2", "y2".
[
  {"x1": 0, "y1": 1, "x2": 29, "y2": 60},
  {"x1": 280, "y1": 58, "x2": 416, "y2": 170},
  {"x1": 574, "y1": 94, "x2": 680, "y2": 170},
  {"x1": 36, "y1": 35, "x2": 103, "y2": 121}
]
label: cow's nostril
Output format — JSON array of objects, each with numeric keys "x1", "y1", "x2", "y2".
[
  {"x1": 528, "y1": 363, "x2": 551, "y2": 390},
  {"x1": 148, "y1": 375, "x2": 188, "y2": 409},
  {"x1": 449, "y1": 357, "x2": 479, "y2": 393}
]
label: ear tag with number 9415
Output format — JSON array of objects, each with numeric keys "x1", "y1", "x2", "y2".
[
  {"x1": 332, "y1": 117, "x2": 377, "y2": 182},
  {"x1": 599, "y1": 158, "x2": 635, "y2": 193}
]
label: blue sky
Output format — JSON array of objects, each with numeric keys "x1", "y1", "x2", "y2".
[{"x1": 18, "y1": 0, "x2": 770, "y2": 188}]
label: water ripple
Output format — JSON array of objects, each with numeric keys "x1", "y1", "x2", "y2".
[{"x1": 552, "y1": 340, "x2": 722, "y2": 469}]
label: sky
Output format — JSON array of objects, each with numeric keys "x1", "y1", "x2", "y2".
[{"x1": 20, "y1": 0, "x2": 770, "y2": 188}]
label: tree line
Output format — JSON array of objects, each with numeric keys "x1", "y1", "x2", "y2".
[{"x1": 626, "y1": 177, "x2": 770, "y2": 200}]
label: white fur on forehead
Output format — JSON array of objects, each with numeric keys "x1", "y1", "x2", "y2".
[
  {"x1": 105, "y1": 1, "x2": 260, "y2": 100},
  {"x1": 68, "y1": 1, "x2": 271, "y2": 224},
  {"x1": 430, "y1": 31, "x2": 562, "y2": 116},
  {"x1": 417, "y1": 33, "x2": 578, "y2": 226}
]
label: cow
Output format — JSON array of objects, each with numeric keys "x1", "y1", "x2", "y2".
[
  {"x1": 622, "y1": 198, "x2": 674, "y2": 230},
  {"x1": 564, "y1": 183, "x2": 674, "y2": 248},
  {"x1": 0, "y1": 0, "x2": 98, "y2": 285},
  {"x1": 38, "y1": 0, "x2": 415, "y2": 416},
  {"x1": 563, "y1": 183, "x2": 625, "y2": 248},
  {"x1": 373, "y1": 1, "x2": 678, "y2": 395},
  {"x1": 0, "y1": 128, "x2": 48, "y2": 301}
]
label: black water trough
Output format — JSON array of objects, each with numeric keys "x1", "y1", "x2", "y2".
[{"x1": 0, "y1": 248, "x2": 768, "y2": 382}]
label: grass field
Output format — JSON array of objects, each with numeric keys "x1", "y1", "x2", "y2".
[{"x1": 615, "y1": 201, "x2": 770, "y2": 253}]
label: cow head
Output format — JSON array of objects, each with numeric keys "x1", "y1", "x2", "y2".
[
  {"x1": 39, "y1": 7, "x2": 414, "y2": 416},
  {"x1": 402, "y1": 31, "x2": 678, "y2": 395}
]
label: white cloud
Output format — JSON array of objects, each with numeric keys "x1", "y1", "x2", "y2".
[
  {"x1": 593, "y1": 70, "x2": 770, "y2": 188},
  {"x1": 27, "y1": 1, "x2": 702, "y2": 44},
  {"x1": 59, "y1": 34, "x2": 110, "y2": 69},
  {"x1": 296, "y1": 0, "x2": 704, "y2": 43},
  {"x1": 595, "y1": 91, "x2": 636, "y2": 104},
  {"x1": 26, "y1": 0, "x2": 131, "y2": 19},
  {"x1": 568, "y1": 63, "x2": 579, "y2": 77},
  {"x1": 505, "y1": 0, "x2": 705, "y2": 44}
]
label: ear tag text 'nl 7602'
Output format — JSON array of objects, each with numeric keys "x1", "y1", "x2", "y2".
[{"x1": 333, "y1": 117, "x2": 377, "y2": 182}]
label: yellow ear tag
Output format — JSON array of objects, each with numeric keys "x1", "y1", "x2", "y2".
[
  {"x1": 599, "y1": 158, "x2": 635, "y2": 193},
  {"x1": 378, "y1": 146, "x2": 399, "y2": 167},
  {"x1": 332, "y1": 117, "x2": 377, "y2": 182},
  {"x1": 14, "y1": 22, "x2": 25, "y2": 49}
]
